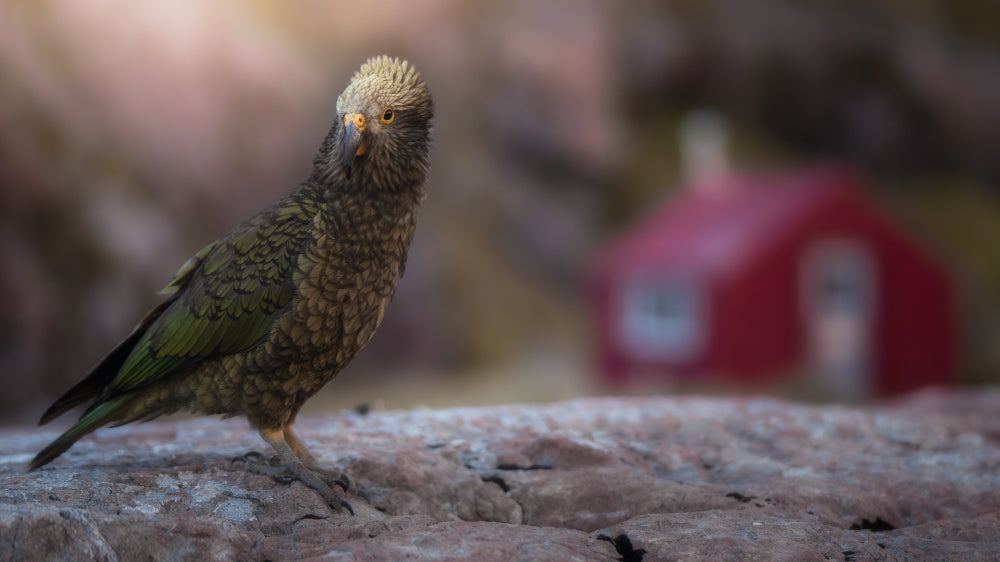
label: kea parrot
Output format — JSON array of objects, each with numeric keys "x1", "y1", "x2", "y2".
[{"x1": 28, "y1": 56, "x2": 433, "y2": 514}]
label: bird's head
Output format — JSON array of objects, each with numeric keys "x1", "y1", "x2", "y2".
[{"x1": 320, "y1": 56, "x2": 433, "y2": 188}]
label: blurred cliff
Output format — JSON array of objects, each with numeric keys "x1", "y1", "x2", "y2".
[{"x1": 2, "y1": 0, "x2": 999, "y2": 423}]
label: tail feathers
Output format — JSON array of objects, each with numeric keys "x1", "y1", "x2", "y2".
[
  {"x1": 28, "y1": 397, "x2": 130, "y2": 471},
  {"x1": 38, "y1": 328, "x2": 146, "y2": 426}
]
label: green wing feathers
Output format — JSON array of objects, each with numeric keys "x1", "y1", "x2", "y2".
[
  {"x1": 111, "y1": 214, "x2": 303, "y2": 392},
  {"x1": 30, "y1": 198, "x2": 314, "y2": 470}
]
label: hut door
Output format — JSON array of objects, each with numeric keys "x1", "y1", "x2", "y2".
[{"x1": 801, "y1": 241, "x2": 876, "y2": 400}]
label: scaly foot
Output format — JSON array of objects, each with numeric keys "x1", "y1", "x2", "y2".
[{"x1": 233, "y1": 451, "x2": 354, "y2": 515}]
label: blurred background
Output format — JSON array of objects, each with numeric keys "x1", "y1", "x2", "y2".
[{"x1": 2, "y1": 0, "x2": 999, "y2": 425}]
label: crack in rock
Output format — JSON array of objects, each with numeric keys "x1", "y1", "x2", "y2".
[{"x1": 597, "y1": 533, "x2": 647, "y2": 562}]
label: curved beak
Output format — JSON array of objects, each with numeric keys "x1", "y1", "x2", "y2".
[{"x1": 342, "y1": 112, "x2": 368, "y2": 179}]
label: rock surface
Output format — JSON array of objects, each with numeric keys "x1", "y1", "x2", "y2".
[{"x1": 1, "y1": 390, "x2": 998, "y2": 560}]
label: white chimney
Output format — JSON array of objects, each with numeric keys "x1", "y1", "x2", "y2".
[{"x1": 679, "y1": 109, "x2": 730, "y2": 188}]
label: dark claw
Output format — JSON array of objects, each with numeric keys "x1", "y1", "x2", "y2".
[
  {"x1": 339, "y1": 498, "x2": 355, "y2": 516},
  {"x1": 232, "y1": 451, "x2": 266, "y2": 464},
  {"x1": 334, "y1": 473, "x2": 351, "y2": 492}
]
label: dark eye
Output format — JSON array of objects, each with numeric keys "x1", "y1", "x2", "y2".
[{"x1": 381, "y1": 107, "x2": 394, "y2": 123}]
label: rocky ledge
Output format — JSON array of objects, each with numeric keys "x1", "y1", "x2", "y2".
[{"x1": 1, "y1": 390, "x2": 998, "y2": 560}]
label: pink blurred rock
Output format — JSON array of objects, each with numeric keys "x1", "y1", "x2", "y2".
[{"x1": 2, "y1": 391, "x2": 998, "y2": 559}]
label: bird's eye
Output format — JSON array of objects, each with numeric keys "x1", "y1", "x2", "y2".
[{"x1": 381, "y1": 107, "x2": 394, "y2": 123}]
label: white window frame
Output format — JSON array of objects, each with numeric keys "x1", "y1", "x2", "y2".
[{"x1": 617, "y1": 274, "x2": 706, "y2": 363}]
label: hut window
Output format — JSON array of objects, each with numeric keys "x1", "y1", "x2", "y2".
[{"x1": 619, "y1": 277, "x2": 705, "y2": 362}]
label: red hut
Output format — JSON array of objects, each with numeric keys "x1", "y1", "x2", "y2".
[{"x1": 589, "y1": 166, "x2": 955, "y2": 398}]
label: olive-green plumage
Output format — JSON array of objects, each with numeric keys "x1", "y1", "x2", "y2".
[{"x1": 29, "y1": 56, "x2": 433, "y2": 501}]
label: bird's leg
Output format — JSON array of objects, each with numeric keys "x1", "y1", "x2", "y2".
[
  {"x1": 236, "y1": 426, "x2": 353, "y2": 515},
  {"x1": 282, "y1": 424, "x2": 351, "y2": 491}
]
